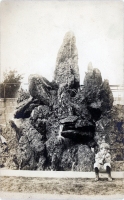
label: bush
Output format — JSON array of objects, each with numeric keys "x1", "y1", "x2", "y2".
[{"x1": 0, "y1": 70, "x2": 23, "y2": 98}]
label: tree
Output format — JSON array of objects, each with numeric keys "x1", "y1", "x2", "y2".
[{"x1": 0, "y1": 70, "x2": 23, "y2": 98}]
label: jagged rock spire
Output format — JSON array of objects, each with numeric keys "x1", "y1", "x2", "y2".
[{"x1": 54, "y1": 31, "x2": 80, "y2": 89}]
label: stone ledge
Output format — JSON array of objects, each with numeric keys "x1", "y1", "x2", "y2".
[{"x1": 0, "y1": 170, "x2": 123, "y2": 178}]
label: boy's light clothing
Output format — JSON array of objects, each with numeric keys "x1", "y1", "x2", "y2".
[{"x1": 94, "y1": 151, "x2": 111, "y2": 171}]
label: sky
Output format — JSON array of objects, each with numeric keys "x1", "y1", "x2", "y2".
[{"x1": 0, "y1": 0, "x2": 124, "y2": 89}]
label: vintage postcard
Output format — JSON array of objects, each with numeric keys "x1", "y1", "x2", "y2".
[{"x1": 0, "y1": 0, "x2": 124, "y2": 199}]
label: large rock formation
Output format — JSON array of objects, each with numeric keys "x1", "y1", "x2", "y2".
[
  {"x1": 3, "y1": 32, "x2": 123, "y2": 172},
  {"x1": 54, "y1": 32, "x2": 80, "y2": 90}
]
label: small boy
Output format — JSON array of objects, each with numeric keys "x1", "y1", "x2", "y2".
[{"x1": 94, "y1": 142, "x2": 112, "y2": 181}]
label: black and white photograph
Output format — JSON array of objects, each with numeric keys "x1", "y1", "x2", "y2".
[{"x1": 0, "y1": 0, "x2": 124, "y2": 199}]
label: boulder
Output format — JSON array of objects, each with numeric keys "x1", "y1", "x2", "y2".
[
  {"x1": 60, "y1": 144, "x2": 78, "y2": 171},
  {"x1": 26, "y1": 127, "x2": 43, "y2": 142},
  {"x1": 30, "y1": 139, "x2": 45, "y2": 154},
  {"x1": 77, "y1": 145, "x2": 95, "y2": 171},
  {"x1": 72, "y1": 91, "x2": 92, "y2": 121},
  {"x1": 17, "y1": 135, "x2": 36, "y2": 170},
  {"x1": 100, "y1": 79, "x2": 114, "y2": 112},
  {"x1": 30, "y1": 105, "x2": 50, "y2": 121},
  {"x1": 30, "y1": 105, "x2": 50, "y2": 136},
  {"x1": 84, "y1": 66, "x2": 113, "y2": 121},
  {"x1": 45, "y1": 136, "x2": 65, "y2": 170},
  {"x1": 84, "y1": 67, "x2": 102, "y2": 105},
  {"x1": 28, "y1": 74, "x2": 54, "y2": 104},
  {"x1": 60, "y1": 144, "x2": 95, "y2": 171},
  {"x1": 25, "y1": 126, "x2": 46, "y2": 155},
  {"x1": 14, "y1": 97, "x2": 40, "y2": 119}
]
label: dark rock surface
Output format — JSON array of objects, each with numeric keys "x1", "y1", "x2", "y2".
[
  {"x1": 84, "y1": 65, "x2": 114, "y2": 121},
  {"x1": 60, "y1": 143, "x2": 79, "y2": 171},
  {"x1": 46, "y1": 136, "x2": 66, "y2": 170},
  {"x1": 100, "y1": 79, "x2": 114, "y2": 112},
  {"x1": 14, "y1": 97, "x2": 41, "y2": 119},
  {"x1": 28, "y1": 74, "x2": 57, "y2": 105},
  {"x1": 17, "y1": 135, "x2": 36, "y2": 170},
  {"x1": 77, "y1": 145, "x2": 95, "y2": 171},
  {"x1": 60, "y1": 144, "x2": 95, "y2": 171}
]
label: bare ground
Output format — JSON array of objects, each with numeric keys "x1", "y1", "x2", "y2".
[{"x1": 1, "y1": 177, "x2": 124, "y2": 196}]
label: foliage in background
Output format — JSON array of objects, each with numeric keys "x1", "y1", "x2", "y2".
[
  {"x1": 0, "y1": 70, "x2": 23, "y2": 98},
  {"x1": 17, "y1": 88, "x2": 30, "y2": 103}
]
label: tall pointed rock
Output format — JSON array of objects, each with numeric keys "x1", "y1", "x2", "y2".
[{"x1": 54, "y1": 32, "x2": 80, "y2": 89}]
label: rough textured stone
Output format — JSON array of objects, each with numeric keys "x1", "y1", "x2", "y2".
[
  {"x1": 17, "y1": 135, "x2": 36, "y2": 170},
  {"x1": 0, "y1": 123, "x2": 19, "y2": 169},
  {"x1": 37, "y1": 155, "x2": 46, "y2": 170},
  {"x1": 21, "y1": 120, "x2": 46, "y2": 156},
  {"x1": 77, "y1": 145, "x2": 95, "y2": 171},
  {"x1": 60, "y1": 144, "x2": 78, "y2": 171},
  {"x1": 54, "y1": 32, "x2": 80, "y2": 89},
  {"x1": 60, "y1": 144, "x2": 95, "y2": 171},
  {"x1": 84, "y1": 67, "x2": 102, "y2": 105},
  {"x1": 84, "y1": 66, "x2": 114, "y2": 120},
  {"x1": 46, "y1": 117, "x2": 60, "y2": 139},
  {"x1": 30, "y1": 105, "x2": 50, "y2": 136},
  {"x1": 100, "y1": 79, "x2": 114, "y2": 112},
  {"x1": 8, "y1": 119, "x2": 47, "y2": 170},
  {"x1": 72, "y1": 90, "x2": 92, "y2": 121},
  {"x1": 5, "y1": 153, "x2": 19, "y2": 170},
  {"x1": 28, "y1": 74, "x2": 54, "y2": 104},
  {"x1": 14, "y1": 97, "x2": 40, "y2": 119},
  {"x1": 45, "y1": 136, "x2": 66, "y2": 170},
  {"x1": 57, "y1": 90, "x2": 74, "y2": 119},
  {"x1": 60, "y1": 116, "x2": 78, "y2": 124},
  {"x1": 30, "y1": 105, "x2": 50, "y2": 121}
]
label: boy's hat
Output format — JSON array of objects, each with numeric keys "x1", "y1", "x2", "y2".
[{"x1": 100, "y1": 142, "x2": 110, "y2": 149}]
